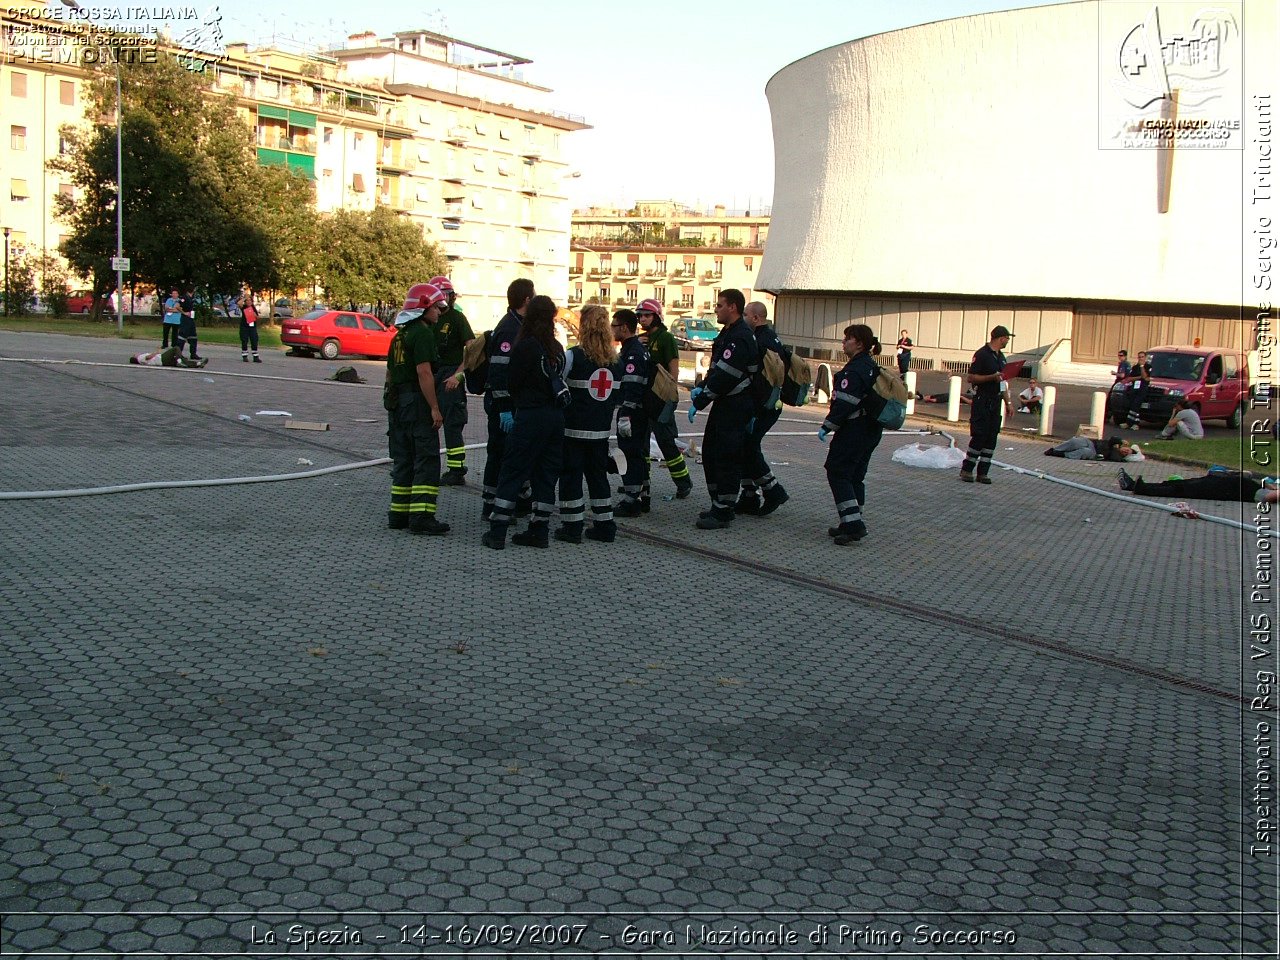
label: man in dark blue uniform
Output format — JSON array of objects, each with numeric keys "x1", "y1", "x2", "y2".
[
  {"x1": 959, "y1": 325, "x2": 1015, "y2": 484},
  {"x1": 482, "y1": 278, "x2": 534, "y2": 519},
  {"x1": 689, "y1": 289, "x2": 759, "y2": 529},
  {"x1": 612, "y1": 309, "x2": 652, "y2": 518},
  {"x1": 737, "y1": 300, "x2": 789, "y2": 517}
]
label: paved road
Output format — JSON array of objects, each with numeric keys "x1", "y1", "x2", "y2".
[{"x1": 0, "y1": 332, "x2": 1273, "y2": 956}]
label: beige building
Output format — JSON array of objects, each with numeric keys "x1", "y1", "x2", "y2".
[
  {"x1": 1, "y1": 8, "x2": 587, "y2": 328},
  {"x1": 570, "y1": 201, "x2": 770, "y2": 318}
]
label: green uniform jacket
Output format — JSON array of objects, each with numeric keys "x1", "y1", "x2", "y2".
[
  {"x1": 387, "y1": 320, "x2": 439, "y2": 389},
  {"x1": 646, "y1": 323, "x2": 680, "y2": 374},
  {"x1": 433, "y1": 306, "x2": 474, "y2": 368}
]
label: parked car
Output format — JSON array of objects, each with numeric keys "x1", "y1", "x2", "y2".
[
  {"x1": 670, "y1": 315, "x2": 719, "y2": 350},
  {"x1": 272, "y1": 297, "x2": 294, "y2": 319},
  {"x1": 281, "y1": 309, "x2": 395, "y2": 360},
  {"x1": 1107, "y1": 345, "x2": 1249, "y2": 428},
  {"x1": 66, "y1": 290, "x2": 95, "y2": 314}
]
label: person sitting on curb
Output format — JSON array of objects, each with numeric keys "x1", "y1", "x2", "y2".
[
  {"x1": 1017, "y1": 378, "x2": 1044, "y2": 414},
  {"x1": 1119, "y1": 468, "x2": 1277, "y2": 503},
  {"x1": 1158, "y1": 398, "x2": 1205, "y2": 440},
  {"x1": 1045, "y1": 434, "x2": 1142, "y2": 461}
]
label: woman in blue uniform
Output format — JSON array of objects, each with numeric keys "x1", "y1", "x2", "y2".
[
  {"x1": 482, "y1": 295, "x2": 566, "y2": 550},
  {"x1": 556, "y1": 304, "x2": 620, "y2": 544},
  {"x1": 818, "y1": 323, "x2": 884, "y2": 545}
]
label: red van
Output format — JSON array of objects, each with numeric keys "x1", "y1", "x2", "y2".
[{"x1": 1108, "y1": 345, "x2": 1249, "y2": 428}]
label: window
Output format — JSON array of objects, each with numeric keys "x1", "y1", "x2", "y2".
[
  {"x1": 10, "y1": 126, "x2": 26, "y2": 150},
  {"x1": 625, "y1": 285, "x2": 637, "y2": 303},
  {"x1": 351, "y1": 173, "x2": 366, "y2": 193},
  {"x1": 58, "y1": 134, "x2": 70, "y2": 155},
  {"x1": 471, "y1": 194, "x2": 485, "y2": 209},
  {"x1": 322, "y1": 168, "x2": 333, "y2": 180},
  {"x1": 1224, "y1": 354, "x2": 1239, "y2": 379},
  {"x1": 499, "y1": 126, "x2": 511, "y2": 140},
  {"x1": 655, "y1": 256, "x2": 666, "y2": 272},
  {"x1": 59, "y1": 183, "x2": 72, "y2": 199},
  {"x1": 242, "y1": 77, "x2": 255, "y2": 97},
  {"x1": 262, "y1": 78, "x2": 279, "y2": 98},
  {"x1": 323, "y1": 127, "x2": 333, "y2": 144},
  {"x1": 654, "y1": 286, "x2": 666, "y2": 304},
  {"x1": 334, "y1": 314, "x2": 358, "y2": 329},
  {"x1": 600, "y1": 285, "x2": 610, "y2": 301},
  {"x1": 473, "y1": 156, "x2": 486, "y2": 172},
  {"x1": 354, "y1": 132, "x2": 364, "y2": 147},
  {"x1": 10, "y1": 179, "x2": 29, "y2": 201},
  {"x1": 744, "y1": 256, "x2": 754, "y2": 272},
  {"x1": 474, "y1": 120, "x2": 487, "y2": 135},
  {"x1": 59, "y1": 80, "x2": 74, "y2": 106},
  {"x1": 11, "y1": 72, "x2": 27, "y2": 97},
  {"x1": 360, "y1": 316, "x2": 383, "y2": 331},
  {"x1": 497, "y1": 159, "x2": 510, "y2": 176}
]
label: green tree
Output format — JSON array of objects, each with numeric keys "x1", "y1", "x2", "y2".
[
  {"x1": 3, "y1": 246, "x2": 37, "y2": 314},
  {"x1": 49, "y1": 47, "x2": 279, "y2": 316},
  {"x1": 35, "y1": 252, "x2": 70, "y2": 315},
  {"x1": 316, "y1": 207, "x2": 444, "y2": 313}
]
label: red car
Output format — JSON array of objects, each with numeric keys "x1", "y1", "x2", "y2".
[
  {"x1": 66, "y1": 290, "x2": 96, "y2": 314},
  {"x1": 282, "y1": 309, "x2": 395, "y2": 360}
]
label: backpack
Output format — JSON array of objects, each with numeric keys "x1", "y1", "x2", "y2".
[
  {"x1": 329, "y1": 365, "x2": 364, "y2": 384},
  {"x1": 780, "y1": 350, "x2": 812, "y2": 406},
  {"x1": 461, "y1": 330, "x2": 489, "y2": 395},
  {"x1": 869, "y1": 364, "x2": 909, "y2": 429}
]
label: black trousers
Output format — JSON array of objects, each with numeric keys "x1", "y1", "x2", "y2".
[
  {"x1": 962, "y1": 397, "x2": 1002, "y2": 478},
  {"x1": 491, "y1": 406, "x2": 564, "y2": 525},
  {"x1": 826, "y1": 417, "x2": 883, "y2": 528},
  {"x1": 1134, "y1": 475, "x2": 1260, "y2": 502},
  {"x1": 742, "y1": 406, "x2": 783, "y2": 490},
  {"x1": 162, "y1": 322, "x2": 180, "y2": 348},
  {"x1": 702, "y1": 393, "x2": 754, "y2": 518},
  {"x1": 387, "y1": 390, "x2": 441, "y2": 520},
  {"x1": 239, "y1": 320, "x2": 259, "y2": 353},
  {"x1": 558, "y1": 438, "x2": 614, "y2": 526},
  {"x1": 436, "y1": 365, "x2": 468, "y2": 471},
  {"x1": 618, "y1": 412, "x2": 650, "y2": 505},
  {"x1": 483, "y1": 406, "x2": 508, "y2": 508}
]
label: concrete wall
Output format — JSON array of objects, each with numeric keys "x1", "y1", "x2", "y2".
[{"x1": 759, "y1": 0, "x2": 1252, "y2": 308}]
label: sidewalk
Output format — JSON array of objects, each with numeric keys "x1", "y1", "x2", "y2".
[{"x1": 0, "y1": 332, "x2": 1272, "y2": 956}]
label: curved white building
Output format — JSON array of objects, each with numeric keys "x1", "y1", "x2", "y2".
[{"x1": 760, "y1": 0, "x2": 1268, "y2": 376}]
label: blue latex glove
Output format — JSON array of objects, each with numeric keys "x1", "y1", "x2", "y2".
[
  {"x1": 746, "y1": 417, "x2": 756, "y2": 434},
  {"x1": 689, "y1": 386, "x2": 705, "y2": 407},
  {"x1": 818, "y1": 426, "x2": 830, "y2": 442},
  {"x1": 687, "y1": 404, "x2": 698, "y2": 424},
  {"x1": 500, "y1": 411, "x2": 514, "y2": 434}
]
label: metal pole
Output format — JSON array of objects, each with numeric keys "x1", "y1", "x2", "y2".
[
  {"x1": 3, "y1": 227, "x2": 10, "y2": 317},
  {"x1": 115, "y1": 61, "x2": 124, "y2": 332}
]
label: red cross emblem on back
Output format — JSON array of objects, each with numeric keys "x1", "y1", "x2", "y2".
[{"x1": 588, "y1": 368, "x2": 615, "y2": 400}]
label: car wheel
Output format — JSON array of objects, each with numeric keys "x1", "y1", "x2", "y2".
[
  {"x1": 320, "y1": 339, "x2": 341, "y2": 361},
  {"x1": 80, "y1": 307, "x2": 90, "y2": 314},
  {"x1": 1227, "y1": 402, "x2": 1242, "y2": 430}
]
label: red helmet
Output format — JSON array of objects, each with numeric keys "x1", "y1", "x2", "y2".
[
  {"x1": 403, "y1": 282, "x2": 447, "y2": 311},
  {"x1": 428, "y1": 275, "x2": 454, "y2": 293},
  {"x1": 636, "y1": 298, "x2": 663, "y2": 320}
]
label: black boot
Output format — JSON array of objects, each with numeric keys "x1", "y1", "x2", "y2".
[
  {"x1": 585, "y1": 520, "x2": 616, "y2": 543},
  {"x1": 554, "y1": 522, "x2": 584, "y2": 544},
  {"x1": 481, "y1": 523, "x2": 507, "y2": 550},
  {"x1": 734, "y1": 491, "x2": 763, "y2": 515},
  {"x1": 409, "y1": 515, "x2": 450, "y2": 535},
  {"x1": 512, "y1": 521, "x2": 550, "y2": 548},
  {"x1": 440, "y1": 468, "x2": 467, "y2": 486},
  {"x1": 675, "y1": 480, "x2": 694, "y2": 499},
  {"x1": 833, "y1": 521, "x2": 868, "y2": 545},
  {"x1": 615, "y1": 500, "x2": 643, "y2": 518},
  {"x1": 388, "y1": 511, "x2": 409, "y2": 530},
  {"x1": 757, "y1": 485, "x2": 790, "y2": 516}
]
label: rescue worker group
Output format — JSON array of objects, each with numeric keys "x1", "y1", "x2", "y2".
[{"x1": 383, "y1": 277, "x2": 946, "y2": 550}]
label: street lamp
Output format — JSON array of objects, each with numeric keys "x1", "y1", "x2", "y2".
[
  {"x1": 3, "y1": 227, "x2": 10, "y2": 317},
  {"x1": 114, "y1": 58, "x2": 124, "y2": 332}
]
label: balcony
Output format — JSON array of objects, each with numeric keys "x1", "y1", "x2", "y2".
[
  {"x1": 444, "y1": 126, "x2": 470, "y2": 146},
  {"x1": 521, "y1": 145, "x2": 542, "y2": 160},
  {"x1": 567, "y1": 294, "x2": 583, "y2": 305},
  {"x1": 569, "y1": 265, "x2": 583, "y2": 276},
  {"x1": 616, "y1": 265, "x2": 641, "y2": 279},
  {"x1": 588, "y1": 268, "x2": 613, "y2": 280},
  {"x1": 519, "y1": 182, "x2": 539, "y2": 195},
  {"x1": 443, "y1": 202, "x2": 465, "y2": 219},
  {"x1": 644, "y1": 269, "x2": 667, "y2": 280},
  {"x1": 671, "y1": 268, "x2": 697, "y2": 280}
]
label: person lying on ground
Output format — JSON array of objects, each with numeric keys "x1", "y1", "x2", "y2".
[
  {"x1": 129, "y1": 347, "x2": 207, "y2": 368},
  {"x1": 1045, "y1": 435, "x2": 1142, "y2": 461},
  {"x1": 1118, "y1": 468, "x2": 1277, "y2": 503}
]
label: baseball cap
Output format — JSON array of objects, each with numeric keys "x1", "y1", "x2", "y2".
[{"x1": 991, "y1": 325, "x2": 1013, "y2": 339}]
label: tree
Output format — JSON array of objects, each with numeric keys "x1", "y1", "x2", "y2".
[
  {"x1": 316, "y1": 207, "x2": 444, "y2": 313},
  {"x1": 35, "y1": 252, "x2": 70, "y2": 315},
  {"x1": 3, "y1": 246, "x2": 37, "y2": 314},
  {"x1": 50, "y1": 47, "x2": 279, "y2": 316}
]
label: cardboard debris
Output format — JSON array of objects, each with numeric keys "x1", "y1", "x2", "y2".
[{"x1": 285, "y1": 420, "x2": 329, "y2": 432}]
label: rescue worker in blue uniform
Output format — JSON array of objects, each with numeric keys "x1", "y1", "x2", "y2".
[
  {"x1": 483, "y1": 278, "x2": 534, "y2": 519},
  {"x1": 428, "y1": 276, "x2": 474, "y2": 485},
  {"x1": 688, "y1": 289, "x2": 759, "y2": 529},
  {"x1": 555, "y1": 304, "x2": 619, "y2": 544},
  {"x1": 818, "y1": 323, "x2": 884, "y2": 545},
  {"x1": 612, "y1": 308, "x2": 653, "y2": 518},
  {"x1": 736, "y1": 300, "x2": 789, "y2": 517},
  {"x1": 482, "y1": 295, "x2": 566, "y2": 550},
  {"x1": 384, "y1": 283, "x2": 449, "y2": 535},
  {"x1": 959, "y1": 324, "x2": 1015, "y2": 484}
]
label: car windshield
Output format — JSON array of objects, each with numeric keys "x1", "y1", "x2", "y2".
[
  {"x1": 1147, "y1": 351, "x2": 1207, "y2": 381},
  {"x1": 688, "y1": 318, "x2": 717, "y2": 333},
  {"x1": 301, "y1": 309, "x2": 328, "y2": 321}
]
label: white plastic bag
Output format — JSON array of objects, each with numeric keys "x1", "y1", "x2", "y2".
[{"x1": 892, "y1": 443, "x2": 966, "y2": 469}]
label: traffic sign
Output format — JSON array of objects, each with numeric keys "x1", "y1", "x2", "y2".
[{"x1": 111, "y1": 257, "x2": 130, "y2": 272}]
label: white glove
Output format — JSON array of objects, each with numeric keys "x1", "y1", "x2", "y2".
[{"x1": 618, "y1": 416, "x2": 632, "y2": 439}]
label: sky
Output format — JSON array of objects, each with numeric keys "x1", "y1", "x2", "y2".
[{"x1": 137, "y1": 0, "x2": 1066, "y2": 211}]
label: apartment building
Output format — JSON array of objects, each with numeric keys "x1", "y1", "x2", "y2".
[
  {"x1": 1, "y1": 7, "x2": 587, "y2": 328},
  {"x1": 569, "y1": 201, "x2": 770, "y2": 318}
]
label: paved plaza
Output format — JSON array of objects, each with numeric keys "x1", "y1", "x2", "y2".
[{"x1": 0, "y1": 331, "x2": 1274, "y2": 957}]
